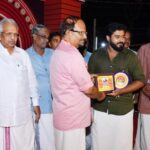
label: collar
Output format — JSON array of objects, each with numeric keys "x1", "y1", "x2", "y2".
[
  {"x1": 56, "y1": 40, "x2": 78, "y2": 52},
  {"x1": 30, "y1": 46, "x2": 48, "y2": 57},
  {"x1": 0, "y1": 43, "x2": 20, "y2": 55}
]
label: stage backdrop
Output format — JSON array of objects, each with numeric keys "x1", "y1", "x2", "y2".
[
  {"x1": 0, "y1": 0, "x2": 83, "y2": 49},
  {"x1": 0, "y1": 0, "x2": 37, "y2": 49}
]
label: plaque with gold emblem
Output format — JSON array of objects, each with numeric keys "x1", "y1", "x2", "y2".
[
  {"x1": 114, "y1": 72, "x2": 129, "y2": 89},
  {"x1": 96, "y1": 74, "x2": 115, "y2": 92}
]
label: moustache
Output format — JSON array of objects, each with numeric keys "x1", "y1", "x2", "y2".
[{"x1": 117, "y1": 42, "x2": 124, "y2": 46}]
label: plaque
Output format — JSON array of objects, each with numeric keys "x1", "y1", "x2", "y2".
[
  {"x1": 114, "y1": 72, "x2": 129, "y2": 89},
  {"x1": 96, "y1": 74, "x2": 115, "y2": 92}
]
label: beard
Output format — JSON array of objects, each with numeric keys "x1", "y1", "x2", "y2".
[{"x1": 110, "y1": 41, "x2": 124, "y2": 52}]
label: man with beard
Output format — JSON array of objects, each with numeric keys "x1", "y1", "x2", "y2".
[
  {"x1": 88, "y1": 22, "x2": 145, "y2": 150},
  {"x1": 27, "y1": 24, "x2": 55, "y2": 150},
  {"x1": 50, "y1": 16, "x2": 106, "y2": 150}
]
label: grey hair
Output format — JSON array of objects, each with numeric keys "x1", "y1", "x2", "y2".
[
  {"x1": 31, "y1": 24, "x2": 47, "y2": 35},
  {"x1": 0, "y1": 18, "x2": 18, "y2": 33}
]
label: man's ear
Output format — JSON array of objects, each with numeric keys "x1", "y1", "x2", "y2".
[
  {"x1": 48, "y1": 42, "x2": 52, "y2": 48},
  {"x1": 106, "y1": 35, "x2": 110, "y2": 42}
]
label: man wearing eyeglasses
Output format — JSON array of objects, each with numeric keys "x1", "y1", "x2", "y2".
[
  {"x1": 27, "y1": 24, "x2": 55, "y2": 150},
  {"x1": 0, "y1": 18, "x2": 40, "y2": 150},
  {"x1": 50, "y1": 16, "x2": 106, "y2": 150}
]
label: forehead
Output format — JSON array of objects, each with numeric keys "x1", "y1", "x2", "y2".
[
  {"x1": 2, "y1": 23, "x2": 18, "y2": 32},
  {"x1": 112, "y1": 30, "x2": 125, "y2": 36},
  {"x1": 74, "y1": 20, "x2": 86, "y2": 30},
  {"x1": 125, "y1": 32, "x2": 131, "y2": 38},
  {"x1": 38, "y1": 27, "x2": 49, "y2": 34},
  {"x1": 52, "y1": 35, "x2": 61, "y2": 40}
]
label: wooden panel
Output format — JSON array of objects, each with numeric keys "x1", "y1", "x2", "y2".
[
  {"x1": 44, "y1": 0, "x2": 82, "y2": 31},
  {"x1": 61, "y1": 9, "x2": 80, "y2": 16}
]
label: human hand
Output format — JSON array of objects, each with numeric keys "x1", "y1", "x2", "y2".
[
  {"x1": 34, "y1": 106, "x2": 41, "y2": 123},
  {"x1": 107, "y1": 89, "x2": 121, "y2": 97},
  {"x1": 90, "y1": 74, "x2": 98, "y2": 83},
  {"x1": 97, "y1": 92, "x2": 106, "y2": 101}
]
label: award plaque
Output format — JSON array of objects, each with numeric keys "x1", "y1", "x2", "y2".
[
  {"x1": 114, "y1": 72, "x2": 129, "y2": 89},
  {"x1": 96, "y1": 74, "x2": 115, "y2": 92}
]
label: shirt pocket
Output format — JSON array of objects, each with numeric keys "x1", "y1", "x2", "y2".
[{"x1": 16, "y1": 64, "x2": 28, "y2": 81}]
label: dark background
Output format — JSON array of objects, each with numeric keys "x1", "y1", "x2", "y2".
[
  {"x1": 81, "y1": 0, "x2": 150, "y2": 51},
  {"x1": 25, "y1": 0, "x2": 44, "y2": 23}
]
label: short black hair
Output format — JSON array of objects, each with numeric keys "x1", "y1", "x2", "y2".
[
  {"x1": 49, "y1": 32, "x2": 61, "y2": 41},
  {"x1": 106, "y1": 22, "x2": 127, "y2": 36}
]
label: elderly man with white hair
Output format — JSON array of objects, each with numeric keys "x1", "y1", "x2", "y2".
[{"x1": 0, "y1": 18, "x2": 40, "y2": 150}]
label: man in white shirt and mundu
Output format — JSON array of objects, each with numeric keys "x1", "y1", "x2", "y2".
[{"x1": 0, "y1": 18, "x2": 40, "y2": 150}]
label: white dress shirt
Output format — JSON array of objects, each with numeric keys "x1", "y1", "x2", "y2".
[{"x1": 0, "y1": 43, "x2": 39, "y2": 127}]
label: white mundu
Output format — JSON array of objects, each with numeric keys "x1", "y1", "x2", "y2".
[
  {"x1": 0, "y1": 43, "x2": 39, "y2": 150},
  {"x1": 91, "y1": 110, "x2": 133, "y2": 150},
  {"x1": 35, "y1": 113, "x2": 55, "y2": 150},
  {"x1": 55, "y1": 128, "x2": 86, "y2": 150},
  {"x1": 134, "y1": 113, "x2": 150, "y2": 150}
]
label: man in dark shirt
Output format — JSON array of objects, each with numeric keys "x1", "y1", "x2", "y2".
[{"x1": 88, "y1": 22, "x2": 145, "y2": 150}]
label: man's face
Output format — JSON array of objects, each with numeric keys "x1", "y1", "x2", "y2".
[
  {"x1": 33, "y1": 27, "x2": 50, "y2": 49},
  {"x1": 107, "y1": 30, "x2": 126, "y2": 52},
  {"x1": 124, "y1": 32, "x2": 131, "y2": 49},
  {"x1": 70, "y1": 20, "x2": 87, "y2": 48},
  {"x1": 49, "y1": 35, "x2": 61, "y2": 49},
  {"x1": 0, "y1": 23, "x2": 19, "y2": 50}
]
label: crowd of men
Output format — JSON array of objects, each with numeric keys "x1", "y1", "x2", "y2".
[{"x1": 0, "y1": 16, "x2": 150, "y2": 150}]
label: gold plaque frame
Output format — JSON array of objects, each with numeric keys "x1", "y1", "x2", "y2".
[{"x1": 96, "y1": 74, "x2": 115, "y2": 92}]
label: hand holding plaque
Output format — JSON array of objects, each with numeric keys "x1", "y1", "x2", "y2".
[
  {"x1": 95, "y1": 74, "x2": 115, "y2": 93},
  {"x1": 95, "y1": 72, "x2": 129, "y2": 93}
]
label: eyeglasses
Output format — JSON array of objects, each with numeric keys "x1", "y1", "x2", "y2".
[
  {"x1": 1, "y1": 32, "x2": 19, "y2": 38},
  {"x1": 35, "y1": 33, "x2": 49, "y2": 40},
  {"x1": 70, "y1": 29, "x2": 87, "y2": 36}
]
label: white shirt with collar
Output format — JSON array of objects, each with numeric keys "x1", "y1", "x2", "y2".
[{"x1": 0, "y1": 43, "x2": 39, "y2": 127}]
